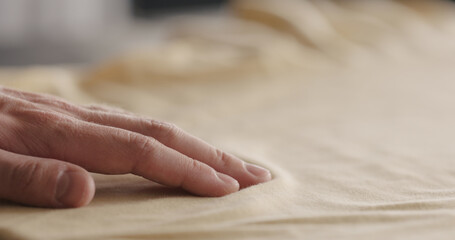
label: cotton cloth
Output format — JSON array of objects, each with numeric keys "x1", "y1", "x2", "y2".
[{"x1": 1, "y1": 0, "x2": 455, "y2": 239}]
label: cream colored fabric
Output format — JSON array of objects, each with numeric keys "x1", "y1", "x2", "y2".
[{"x1": 2, "y1": 0, "x2": 455, "y2": 239}]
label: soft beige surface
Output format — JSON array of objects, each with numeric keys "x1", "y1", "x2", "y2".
[{"x1": 1, "y1": 0, "x2": 455, "y2": 239}]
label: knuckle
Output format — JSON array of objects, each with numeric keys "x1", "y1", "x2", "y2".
[
  {"x1": 35, "y1": 110, "x2": 66, "y2": 124},
  {"x1": 148, "y1": 120, "x2": 182, "y2": 141},
  {"x1": 86, "y1": 104, "x2": 128, "y2": 114},
  {"x1": 2, "y1": 90, "x2": 74, "y2": 114},
  {"x1": 179, "y1": 159, "x2": 208, "y2": 187},
  {"x1": 49, "y1": 99, "x2": 79, "y2": 113},
  {"x1": 0, "y1": 95, "x2": 30, "y2": 114},
  {"x1": 12, "y1": 108, "x2": 75, "y2": 156},
  {"x1": 186, "y1": 159, "x2": 204, "y2": 173},
  {"x1": 121, "y1": 131, "x2": 159, "y2": 171},
  {"x1": 14, "y1": 107, "x2": 67, "y2": 126},
  {"x1": 25, "y1": 110, "x2": 71, "y2": 139},
  {"x1": 215, "y1": 148, "x2": 232, "y2": 168},
  {"x1": 127, "y1": 132, "x2": 155, "y2": 153},
  {"x1": 85, "y1": 104, "x2": 110, "y2": 113}
]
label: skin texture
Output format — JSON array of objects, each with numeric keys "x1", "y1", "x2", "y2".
[{"x1": 0, "y1": 87, "x2": 272, "y2": 208}]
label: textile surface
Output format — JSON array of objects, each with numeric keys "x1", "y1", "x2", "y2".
[{"x1": 1, "y1": 0, "x2": 455, "y2": 239}]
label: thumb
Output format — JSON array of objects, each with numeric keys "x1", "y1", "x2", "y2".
[{"x1": 0, "y1": 149, "x2": 95, "y2": 208}]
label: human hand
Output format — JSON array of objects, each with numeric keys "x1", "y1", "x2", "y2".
[{"x1": 0, "y1": 87, "x2": 271, "y2": 208}]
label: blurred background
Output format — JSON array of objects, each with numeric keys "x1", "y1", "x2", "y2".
[{"x1": 0, "y1": 0, "x2": 228, "y2": 66}]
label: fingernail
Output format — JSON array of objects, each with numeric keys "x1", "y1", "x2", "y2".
[
  {"x1": 216, "y1": 172, "x2": 239, "y2": 188},
  {"x1": 56, "y1": 172, "x2": 71, "y2": 206},
  {"x1": 245, "y1": 163, "x2": 272, "y2": 179},
  {"x1": 56, "y1": 171, "x2": 92, "y2": 207}
]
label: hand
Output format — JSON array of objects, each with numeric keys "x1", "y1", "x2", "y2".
[{"x1": 0, "y1": 87, "x2": 271, "y2": 208}]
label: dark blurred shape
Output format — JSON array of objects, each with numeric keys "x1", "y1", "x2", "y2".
[{"x1": 132, "y1": 0, "x2": 228, "y2": 17}]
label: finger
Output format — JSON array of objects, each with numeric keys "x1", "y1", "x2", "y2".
[
  {"x1": 77, "y1": 110, "x2": 272, "y2": 188},
  {"x1": 0, "y1": 149, "x2": 94, "y2": 208},
  {"x1": 10, "y1": 109, "x2": 239, "y2": 197},
  {"x1": 3, "y1": 88, "x2": 271, "y2": 188},
  {"x1": 52, "y1": 101, "x2": 270, "y2": 188},
  {"x1": 84, "y1": 104, "x2": 130, "y2": 115}
]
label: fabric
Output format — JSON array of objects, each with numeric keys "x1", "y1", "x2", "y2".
[{"x1": 1, "y1": 0, "x2": 455, "y2": 239}]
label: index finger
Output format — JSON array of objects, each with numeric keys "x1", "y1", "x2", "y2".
[
  {"x1": 11, "y1": 109, "x2": 240, "y2": 197},
  {"x1": 72, "y1": 106, "x2": 272, "y2": 188}
]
